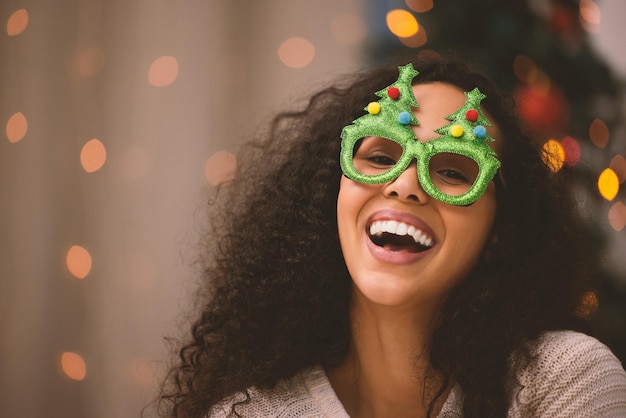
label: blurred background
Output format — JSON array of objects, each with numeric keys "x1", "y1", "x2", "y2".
[{"x1": 1, "y1": 1, "x2": 625, "y2": 417}]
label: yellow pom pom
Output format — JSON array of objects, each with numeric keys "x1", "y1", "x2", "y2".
[
  {"x1": 367, "y1": 102, "x2": 381, "y2": 115},
  {"x1": 450, "y1": 125, "x2": 464, "y2": 137}
]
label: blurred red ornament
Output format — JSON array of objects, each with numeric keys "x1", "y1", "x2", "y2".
[
  {"x1": 514, "y1": 85, "x2": 569, "y2": 135},
  {"x1": 549, "y1": 5, "x2": 577, "y2": 34},
  {"x1": 561, "y1": 136, "x2": 580, "y2": 166}
]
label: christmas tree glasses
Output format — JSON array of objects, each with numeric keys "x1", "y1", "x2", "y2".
[{"x1": 340, "y1": 64, "x2": 501, "y2": 206}]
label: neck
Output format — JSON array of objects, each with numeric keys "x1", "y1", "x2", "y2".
[{"x1": 328, "y1": 293, "x2": 448, "y2": 418}]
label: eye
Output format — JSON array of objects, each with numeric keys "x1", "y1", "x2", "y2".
[
  {"x1": 367, "y1": 154, "x2": 397, "y2": 166},
  {"x1": 436, "y1": 168, "x2": 470, "y2": 183},
  {"x1": 352, "y1": 136, "x2": 403, "y2": 175}
]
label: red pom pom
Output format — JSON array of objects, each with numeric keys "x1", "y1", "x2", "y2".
[
  {"x1": 465, "y1": 109, "x2": 479, "y2": 122},
  {"x1": 387, "y1": 87, "x2": 400, "y2": 100}
]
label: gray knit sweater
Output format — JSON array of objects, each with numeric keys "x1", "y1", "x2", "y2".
[{"x1": 209, "y1": 331, "x2": 626, "y2": 417}]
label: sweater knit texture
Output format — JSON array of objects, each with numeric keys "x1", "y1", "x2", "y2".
[{"x1": 209, "y1": 331, "x2": 626, "y2": 417}]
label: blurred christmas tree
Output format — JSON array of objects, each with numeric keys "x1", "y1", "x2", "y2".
[{"x1": 364, "y1": 0, "x2": 626, "y2": 362}]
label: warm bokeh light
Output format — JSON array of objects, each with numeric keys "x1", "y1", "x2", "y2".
[
  {"x1": 6, "y1": 9, "x2": 28, "y2": 36},
  {"x1": 205, "y1": 150, "x2": 237, "y2": 186},
  {"x1": 589, "y1": 118, "x2": 609, "y2": 148},
  {"x1": 560, "y1": 136, "x2": 580, "y2": 166},
  {"x1": 61, "y1": 352, "x2": 87, "y2": 381},
  {"x1": 608, "y1": 201, "x2": 626, "y2": 232},
  {"x1": 330, "y1": 14, "x2": 367, "y2": 45},
  {"x1": 81, "y1": 138, "x2": 107, "y2": 173},
  {"x1": 6, "y1": 112, "x2": 28, "y2": 143},
  {"x1": 78, "y1": 47, "x2": 105, "y2": 78},
  {"x1": 277, "y1": 37, "x2": 315, "y2": 69},
  {"x1": 148, "y1": 56, "x2": 179, "y2": 87},
  {"x1": 598, "y1": 168, "x2": 619, "y2": 201},
  {"x1": 609, "y1": 154, "x2": 626, "y2": 184},
  {"x1": 576, "y1": 291, "x2": 599, "y2": 317},
  {"x1": 541, "y1": 139, "x2": 565, "y2": 172},
  {"x1": 405, "y1": 0, "x2": 433, "y2": 13},
  {"x1": 130, "y1": 358, "x2": 157, "y2": 387},
  {"x1": 513, "y1": 55, "x2": 537, "y2": 84},
  {"x1": 66, "y1": 245, "x2": 92, "y2": 279},
  {"x1": 580, "y1": 0, "x2": 601, "y2": 33},
  {"x1": 386, "y1": 9, "x2": 419, "y2": 38},
  {"x1": 398, "y1": 25, "x2": 427, "y2": 48}
]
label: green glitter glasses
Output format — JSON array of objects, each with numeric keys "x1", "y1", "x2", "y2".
[{"x1": 339, "y1": 64, "x2": 501, "y2": 206}]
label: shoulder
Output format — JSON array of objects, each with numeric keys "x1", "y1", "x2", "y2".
[
  {"x1": 511, "y1": 330, "x2": 626, "y2": 417},
  {"x1": 208, "y1": 366, "x2": 348, "y2": 418}
]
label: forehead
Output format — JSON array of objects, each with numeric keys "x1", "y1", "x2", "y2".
[{"x1": 411, "y1": 82, "x2": 501, "y2": 146}]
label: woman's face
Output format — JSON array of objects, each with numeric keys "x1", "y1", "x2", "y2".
[{"x1": 337, "y1": 82, "x2": 499, "y2": 312}]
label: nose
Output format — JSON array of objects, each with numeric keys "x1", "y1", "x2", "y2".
[{"x1": 383, "y1": 161, "x2": 430, "y2": 203}]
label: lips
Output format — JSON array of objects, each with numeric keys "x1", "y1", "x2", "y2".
[
  {"x1": 365, "y1": 210, "x2": 437, "y2": 263},
  {"x1": 369, "y1": 220, "x2": 434, "y2": 251}
]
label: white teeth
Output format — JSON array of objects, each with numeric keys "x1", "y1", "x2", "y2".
[{"x1": 368, "y1": 220, "x2": 435, "y2": 247}]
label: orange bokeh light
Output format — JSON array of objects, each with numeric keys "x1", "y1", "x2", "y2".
[
  {"x1": 513, "y1": 55, "x2": 537, "y2": 84},
  {"x1": 81, "y1": 138, "x2": 107, "y2": 173},
  {"x1": 66, "y1": 245, "x2": 92, "y2": 279},
  {"x1": 589, "y1": 118, "x2": 609, "y2": 148},
  {"x1": 608, "y1": 201, "x2": 626, "y2": 232},
  {"x1": 277, "y1": 37, "x2": 315, "y2": 69},
  {"x1": 78, "y1": 47, "x2": 105, "y2": 78},
  {"x1": 205, "y1": 150, "x2": 238, "y2": 186},
  {"x1": 577, "y1": 291, "x2": 599, "y2": 317},
  {"x1": 405, "y1": 0, "x2": 433, "y2": 13},
  {"x1": 386, "y1": 9, "x2": 419, "y2": 38},
  {"x1": 148, "y1": 56, "x2": 179, "y2": 87},
  {"x1": 609, "y1": 154, "x2": 626, "y2": 184},
  {"x1": 7, "y1": 9, "x2": 28, "y2": 36},
  {"x1": 541, "y1": 139, "x2": 565, "y2": 172},
  {"x1": 398, "y1": 25, "x2": 427, "y2": 48},
  {"x1": 6, "y1": 112, "x2": 28, "y2": 143},
  {"x1": 61, "y1": 352, "x2": 87, "y2": 381},
  {"x1": 598, "y1": 168, "x2": 619, "y2": 201}
]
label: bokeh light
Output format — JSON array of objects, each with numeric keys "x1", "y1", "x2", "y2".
[
  {"x1": 148, "y1": 56, "x2": 179, "y2": 87},
  {"x1": 577, "y1": 291, "x2": 599, "y2": 317},
  {"x1": 205, "y1": 150, "x2": 237, "y2": 186},
  {"x1": 609, "y1": 154, "x2": 626, "y2": 184},
  {"x1": 78, "y1": 47, "x2": 105, "y2": 78},
  {"x1": 6, "y1": 9, "x2": 28, "y2": 36},
  {"x1": 330, "y1": 14, "x2": 366, "y2": 46},
  {"x1": 541, "y1": 139, "x2": 565, "y2": 172},
  {"x1": 405, "y1": 0, "x2": 433, "y2": 13},
  {"x1": 61, "y1": 352, "x2": 87, "y2": 381},
  {"x1": 608, "y1": 201, "x2": 626, "y2": 232},
  {"x1": 513, "y1": 55, "x2": 537, "y2": 84},
  {"x1": 560, "y1": 136, "x2": 580, "y2": 166},
  {"x1": 598, "y1": 168, "x2": 619, "y2": 201},
  {"x1": 66, "y1": 245, "x2": 92, "y2": 279},
  {"x1": 589, "y1": 118, "x2": 609, "y2": 148},
  {"x1": 277, "y1": 37, "x2": 315, "y2": 69},
  {"x1": 580, "y1": 0, "x2": 601, "y2": 33},
  {"x1": 6, "y1": 112, "x2": 28, "y2": 143},
  {"x1": 80, "y1": 138, "x2": 107, "y2": 173},
  {"x1": 130, "y1": 357, "x2": 157, "y2": 387},
  {"x1": 386, "y1": 9, "x2": 419, "y2": 38},
  {"x1": 398, "y1": 25, "x2": 427, "y2": 48}
]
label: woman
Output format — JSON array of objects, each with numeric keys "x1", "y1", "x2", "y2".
[{"x1": 158, "y1": 54, "x2": 626, "y2": 417}]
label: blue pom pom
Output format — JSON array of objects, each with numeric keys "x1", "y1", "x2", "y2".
[
  {"x1": 398, "y1": 111, "x2": 411, "y2": 125},
  {"x1": 473, "y1": 125, "x2": 487, "y2": 139}
]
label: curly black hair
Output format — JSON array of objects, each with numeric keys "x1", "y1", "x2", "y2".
[{"x1": 157, "y1": 53, "x2": 598, "y2": 418}]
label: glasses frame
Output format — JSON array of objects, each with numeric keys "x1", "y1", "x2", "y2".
[{"x1": 340, "y1": 133, "x2": 501, "y2": 206}]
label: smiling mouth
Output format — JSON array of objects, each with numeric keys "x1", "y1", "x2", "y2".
[{"x1": 368, "y1": 220, "x2": 435, "y2": 253}]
